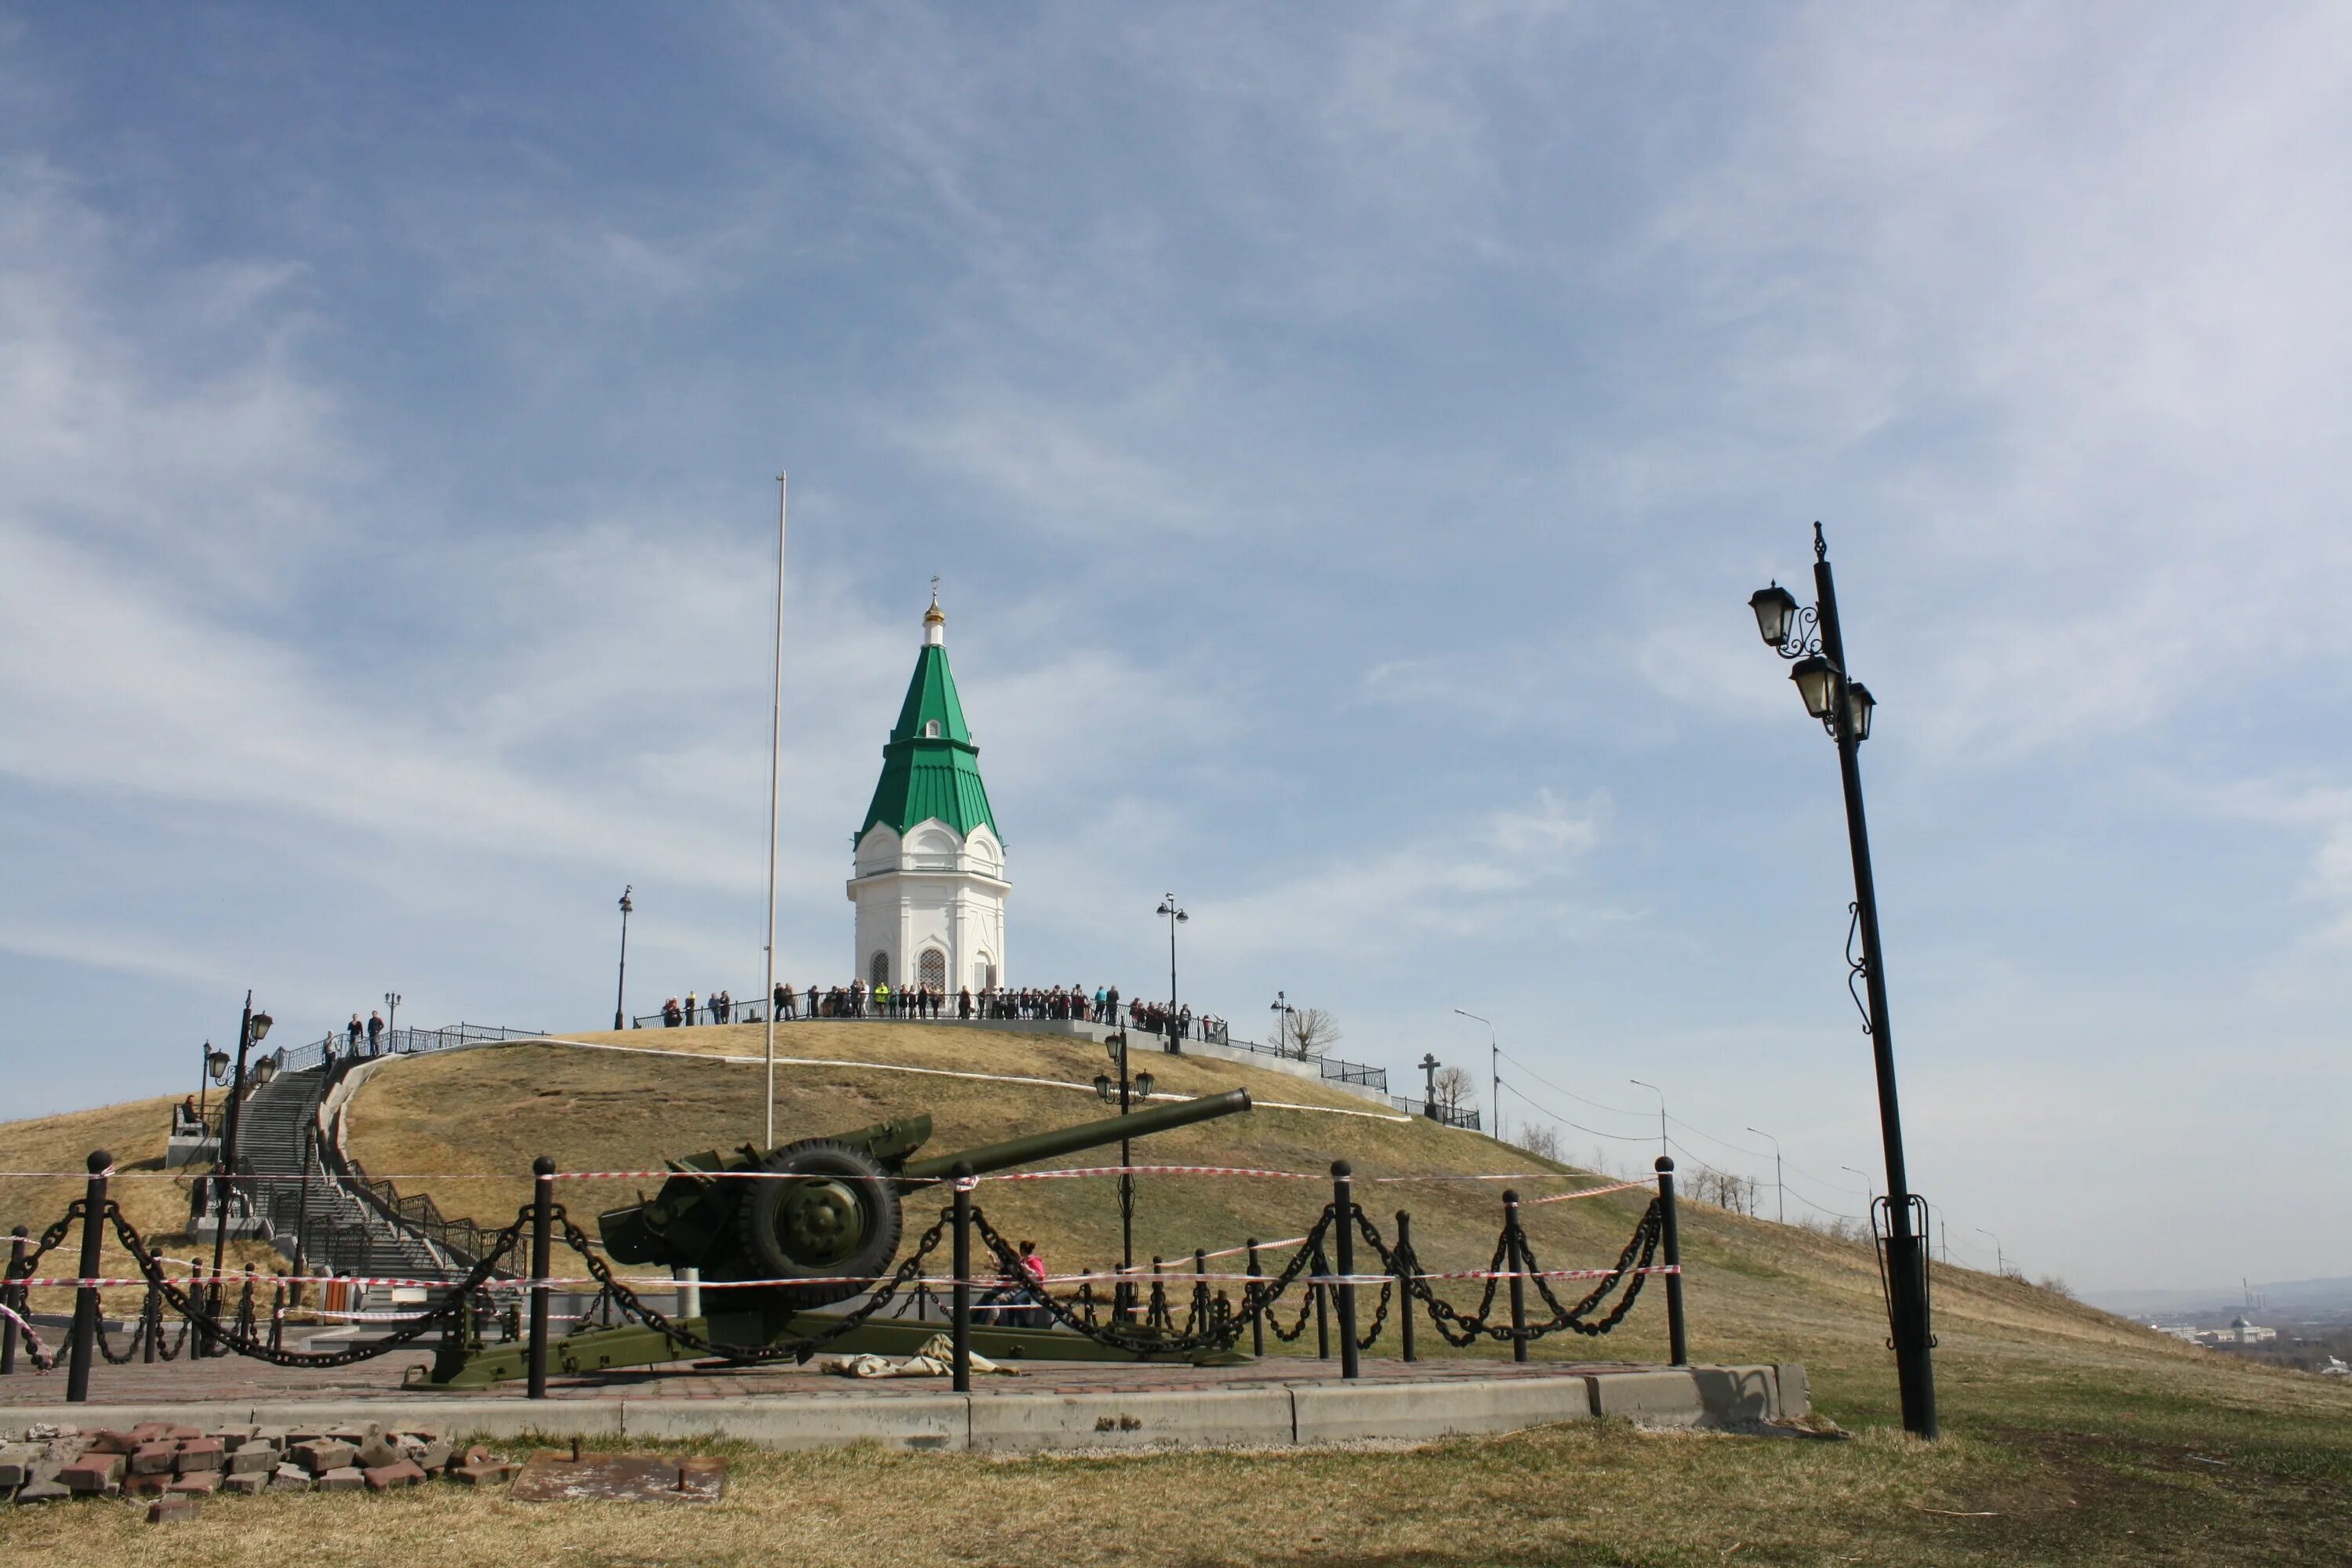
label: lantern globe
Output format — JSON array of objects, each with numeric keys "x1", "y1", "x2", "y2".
[
  {"x1": 1093, "y1": 1073, "x2": 1114, "y2": 1104},
  {"x1": 1134, "y1": 1069, "x2": 1156, "y2": 1100},
  {"x1": 249, "y1": 1010, "x2": 274, "y2": 1043},
  {"x1": 1790, "y1": 655, "x2": 1835, "y2": 720},
  {"x1": 1847, "y1": 681, "x2": 1876, "y2": 741},
  {"x1": 1748, "y1": 583, "x2": 1799, "y2": 647}
]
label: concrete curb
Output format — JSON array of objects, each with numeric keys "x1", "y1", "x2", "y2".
[{"x1": 0, "y1": 1363, "x2": 1804, "y2": 1454}]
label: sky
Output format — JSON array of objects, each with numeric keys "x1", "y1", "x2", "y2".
[{"x1": 3, "y1": 2, "x2": 2348, "y2": 1296}]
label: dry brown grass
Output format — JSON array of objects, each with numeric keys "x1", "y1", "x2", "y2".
[
  {"x1": 1, "y1": 1415, "x2": 2345, "y2": 1567},
  {"x1": 0, "y1": 1096, "x2": 279, "y2": 1318},
  {"x1": 342, "y1": 1024, "x2": 2215, "y2": 1386},
  {"x1": 5, "y1": 1025, "x2": 2348, "y2": 1563}
]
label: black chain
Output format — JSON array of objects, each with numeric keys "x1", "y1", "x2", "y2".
[
  {"x1": 1351, "y1": 1200, "x2": 1661, "y2": 1345},
  {"x1": 1513, "y1": 1207, "x2": 1662, "y2": 1337},
  {"x1": 969, "y1": 1207, "x2": 1333, "y2": 1356},
  {"x1": 554, "y1": 1205, "x2": 948, "y2": 1363},
  {"x1": 1354, "y1": 1278, "x2": 1392, "y2": 1350},
  {"x1": 1264, "y1": 1275, "x2": 1319, "y2": 1342},
  {"x1": 104, "y1": 1200, "x2": 528, "y2": 1368}
]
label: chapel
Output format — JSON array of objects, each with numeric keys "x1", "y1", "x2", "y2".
[{"x1": 846, "y1": 594, "x2": 1009, "y2": 993}]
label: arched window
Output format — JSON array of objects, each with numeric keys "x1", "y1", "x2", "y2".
[
  {"x1": 924, "y1": 720, "x2": 941, "y2": 739},
  {"x1": 918, "y1": 949, "x2": 947, "y2": 991},
  {"x1": 869, "y1": 951, "x2": 890, "y2": 987}
]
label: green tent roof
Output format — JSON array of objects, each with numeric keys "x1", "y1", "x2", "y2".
[{"x1": 856, "y1": 637, "x2": 1000, "y2": 847}]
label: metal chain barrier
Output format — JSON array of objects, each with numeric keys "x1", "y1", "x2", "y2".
[
  {"x1": 1512, "y1": 1207, "x2": 1662, "y2": 1338},
  {"x1": 103, "y1": 1200, "x2": 529, "y2": 1368},
  {"x1": 1263, "y1": 1274, "x2": 1321, "y2": 1343},
  {"x1": 1354, "y1": 1277, "x2": 1393, "y2": 1351},
  {"x1": 552, "y1": 1205, "x2": 949, "y2": 1363},
  {"x1": 1352, "y1": 1200, "x2": 1663, "y2": 1346},
  {"x1": 967, "y1": 1205, "x2": 1334, "y2": 1356}
]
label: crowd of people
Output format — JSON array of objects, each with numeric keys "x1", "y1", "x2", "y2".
[{"x1": 650, "y1": 981, "x2": 1227, "y2": 1043}]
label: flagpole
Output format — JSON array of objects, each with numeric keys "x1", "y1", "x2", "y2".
[{"x1": 764, "y1": 470, "x2": 786, "y2": 1148}]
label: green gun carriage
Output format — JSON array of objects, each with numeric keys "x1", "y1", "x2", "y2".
[{"x1": 422, "y1": 1087, "x2": 1253, "y2": 1387}]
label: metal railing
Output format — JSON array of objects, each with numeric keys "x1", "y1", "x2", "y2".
[
  {"x1": 625, "y1": 991, "x2": 1396, "y2": 1098},
  {"x1": 276, "y1": 1022, "x2": 547, "y2": 1076},
  {"x1": 1390, "y1": 1097, "x2": 1482, "y2": 1132}
]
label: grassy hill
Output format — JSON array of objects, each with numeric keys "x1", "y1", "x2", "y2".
[
  {"x1": 6, "y1": 1020, "x2": 2350, "y2": 1562},
  {"x1": 0, "y1": 1095, "x2": 285, "y2": 1316},
  {"x1": 339, "y1": 1025, "x2": 2265, "y2": 1414}
]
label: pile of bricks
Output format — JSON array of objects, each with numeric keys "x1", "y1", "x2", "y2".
[{"x1": 2, "y1": 1421, "x2": 517, "y2": 1522}]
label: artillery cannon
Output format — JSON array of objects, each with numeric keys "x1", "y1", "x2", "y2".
[{"x1": 421, "y1": 1087, "x2": 1253, "y2": 1386}]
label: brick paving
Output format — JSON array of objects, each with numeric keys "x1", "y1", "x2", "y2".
[{"x1": 1, "y1": 1338, "x2": 1639, "y2": 1407}]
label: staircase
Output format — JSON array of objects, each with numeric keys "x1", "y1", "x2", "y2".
[{"x1": 233, "y1": 1068, "x2": 459, "y2": 1283}]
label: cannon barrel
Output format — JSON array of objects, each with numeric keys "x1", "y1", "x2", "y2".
[{"x1": 902, "y1": 1087, "x2": 1251, "y2": 1181}]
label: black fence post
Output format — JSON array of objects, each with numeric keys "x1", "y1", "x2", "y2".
[
  {"x1": 270, "y1": 1284, "x2": 285, "y2": 1353},
  {"x1": 950, "y1": 1161, "x2": 973, "y2": 1395},
  {"x1": 67, "y1": 1149, "x2": 111, "y2": 1403},
  {"x1": 1312, "y1": 1238, "x2": 1331, "y2": 1360},
  {"x1": 1394, "y1": 1210, "x2": 1417, "y2": 1364},
  {"x1": 1331, "y1": 1163, "x2": 1360, "y2": 1379},
  {"x1": 526, "y1": 1154, "x2": 554, "y2": 1400},
  {"x1": 1, "y1": 1225, "x2": 27, "y2": 1374},
  {"x1": 1192, "y1": 1247, "x2": 1209, "y2": 1336},
  {"x1": 1503, "y1": 1189, "x2": 1529, "y2": 1365},
  {"x1": 1246, "y1": 1240, "x2": 1265, "y2": 1357},
  {"x1": 1657, "y1": 1156, "x2": 1688, "y2": 1367},
  {"x1": 141, "y1": 1281, "x2": 158, "y2": 1363}
]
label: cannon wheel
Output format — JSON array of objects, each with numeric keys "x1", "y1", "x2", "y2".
[{"x1": 733, "y1": 1138, "x2": 905, "y2": 1311}]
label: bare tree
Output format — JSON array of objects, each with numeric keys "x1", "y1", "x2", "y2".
[
  {"x1": 1431, "y1": 1065, "x2": 1477, "y2": 1114},
  {"x1": 1283, "y1": 1007, "x2": 1343, "y2": 1059},
  {"x1": 1517, "y1": 1122, "x2": 1562, "y2": 1162}
]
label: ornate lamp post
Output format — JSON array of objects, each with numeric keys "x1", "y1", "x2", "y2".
[
  {"x1": 204, "y1": 991, "x2": 272, "y2": 1350},
  {"x1": 198, "y1": 1040, "x2": 227, "y2": 1123},
  {"x1": 1091, "y1": 1030, "x2": 1156, "y2": 1319},
  {"x1": 1269, "y1": 991, "x2": 1296, "y2": 1055},
  {"x1": 613, "y1": 886, "x2": 633, "y2": 1029},
  {"x1": 1156, "y1": 895, "x2": 1187, "y2": 1046},
  {"x1": 1749, "y1": 521, "x2": 1937, "y2": 1440}
]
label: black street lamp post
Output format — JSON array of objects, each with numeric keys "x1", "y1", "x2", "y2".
[
  {"x1": 204, "y1": 990, "x2": 272, "y2": 1352},
  {"x1": 1156, "y1": 895, "x2": 1187, "y2": 1047},
  {"x1": 1750, "y1": 521, "x2": 1937, "y2": 1440},
  {"x1": 1091, "y1": 1031, "x2": 1155, "y2": 1320},
  {"x1": 1270, "y1": 990, "x2": 1296, "y2": 1056},
  {"x1": 614, "y1": 887, "x2": 633, "y2": 1030}
]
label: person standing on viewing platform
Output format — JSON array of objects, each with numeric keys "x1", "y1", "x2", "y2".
[
  {"x1": 662, "y1": 996, "x2": 682, "y2": 1027},
  {"x1": 347, "y1": 1014, "x2": 364, "y2": 1055},
  {"x1": 874, "y1": 978, "x2": 891, "y2": 1018},
  {"x1": 776, "y1": 981, "x2": 795, "y2": 1019},
  {"x1": 684, "y1": 990, "x2": 698, "y2": 1025},
  {"x1": 713, "y1": 989, "x2": 731, "y2": 1023},
  {"x1": 367, "y1": 1010, "x2": 384, "y2": 1054}
]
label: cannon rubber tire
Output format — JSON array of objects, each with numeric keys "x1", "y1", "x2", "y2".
[{"x1": 732, "y1": 1138, "x2": 904, "y2": 1312}]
